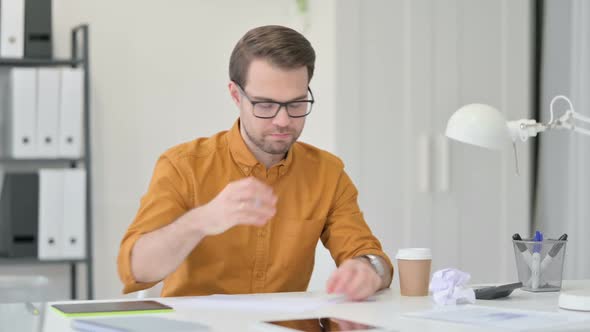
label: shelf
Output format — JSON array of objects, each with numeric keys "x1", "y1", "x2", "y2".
[
  {"x1": 0, "y1": 157, "x2": 84, "y2": 163},
  {"x1": 0, "y1": 57, "x2": 83, "y2": 67},
  {"x1": 0, "y1": 257, "x2": 87, "y2": 265}
]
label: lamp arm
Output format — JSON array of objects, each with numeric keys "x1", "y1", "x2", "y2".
[
  {"x1": 507, "y1": 119, "x2": 546, "y2": 143},
  {"x1": 548, "y1": 95, "x2": 575, "y2": 124},
  {"x1": 551, "y1": 110, "x2": 590, "y2": 137},
  {"x1": 571, "y1": 109, "x2": 590, "y2": 124},
  {"x1": 509, "y1": 95, "x2": 590, "y2": 141},
  {"x1": 547, "y1": 95, "x2": 590, "y2": 136},
  {"x1": 572, "y1": 126, "x2": 590, "y2": 136}
]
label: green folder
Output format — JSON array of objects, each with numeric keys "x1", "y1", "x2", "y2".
[{"x1": 52, "y1": 300, "x2": 173, "y2": 318}]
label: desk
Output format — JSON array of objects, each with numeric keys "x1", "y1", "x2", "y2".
[{"x1": 43, "y1": 280, "x2": 590, "y2": 331}]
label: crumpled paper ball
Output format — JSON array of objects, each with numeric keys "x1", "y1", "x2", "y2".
[{"x1": 429, "y1": 268, "x2": 476, "y2": 305}]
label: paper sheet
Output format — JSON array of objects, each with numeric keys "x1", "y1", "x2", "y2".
[
  {"x1": 404, "y1": 305, "x2": 590, "y2": 330},
  {"x1": 162, "y1": 293, "x2": 346, "y2": 314},
  {"x1": 71, "y1": 316, "x2": 209, "y2": 332}
]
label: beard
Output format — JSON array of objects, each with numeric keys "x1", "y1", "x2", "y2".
[{"x1": 242, "y1": 123, "x2": 301, "y2": 155}]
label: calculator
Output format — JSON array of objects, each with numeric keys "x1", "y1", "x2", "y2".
[{"x1": 474, "y1": 282, "x2": 523, "y2": 300}]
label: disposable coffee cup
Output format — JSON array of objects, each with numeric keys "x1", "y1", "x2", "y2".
[{"x1": 396, "y1": 248, "x2": 432, "y2": 296}]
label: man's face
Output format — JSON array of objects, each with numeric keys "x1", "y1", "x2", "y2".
[{"x1": 230, "y1": 59, "x2": 309, "y2": 157}]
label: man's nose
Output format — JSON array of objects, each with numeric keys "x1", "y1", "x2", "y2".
[{"x1": 272, "y1": 105, "x2": 291, "y2": 127}]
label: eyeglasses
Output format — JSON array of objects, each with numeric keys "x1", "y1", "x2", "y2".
[{"x1": 236, "y1": 83, "x2": 315, "y2": 119}]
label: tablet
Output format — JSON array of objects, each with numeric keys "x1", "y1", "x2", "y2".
[
  {"x1": 263, "y1": 317, "x2": 380, "y2": 331},
  {"x1": 52, "y1": 300, "x2": 173, "y2": 317}
]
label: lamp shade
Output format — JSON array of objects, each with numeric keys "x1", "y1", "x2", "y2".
[{"x1": 445, "y1": 103, "x2": 511, "y2": 150}]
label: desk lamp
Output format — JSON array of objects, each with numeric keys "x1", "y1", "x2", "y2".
[{"x1": 445, "y1": 95, "x2": 590, "y2": 311}]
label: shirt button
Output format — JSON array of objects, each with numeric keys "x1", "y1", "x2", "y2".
[
  {"x1": 243, "y1": 167, "x2": 249, "y2": 173},
  {"x1": 259, "y1": 230, "x2": 266, "y2": 237},
  {"x1": 256, "y1": 272, "x2": 264, "y2": 279}
]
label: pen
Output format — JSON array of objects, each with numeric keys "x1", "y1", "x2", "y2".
[
  {"x1": 512, "y1": 233, "x2": 532, "y2": 268},
  {"x1": 540, "y1": 233, "x2": 568, "y2": 272},
  {"x1": 531, "y1": 231, "x2": 543, "y2": 289},
  {"x1": 25, "y1": 302, "x2": 40, "y2": 316}
]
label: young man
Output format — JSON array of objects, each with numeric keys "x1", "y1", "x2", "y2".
[{"x1": 118, "y1": 25, "x2": 392, "y2": 301}]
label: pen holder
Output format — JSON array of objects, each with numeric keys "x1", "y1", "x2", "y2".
[{"x1": 512, "y1": 239, "x2": 567, "y2": 292}]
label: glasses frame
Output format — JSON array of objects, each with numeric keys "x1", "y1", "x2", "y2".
[{"x1": 235, "y1": 82, "x2": 315, "y2": 119}]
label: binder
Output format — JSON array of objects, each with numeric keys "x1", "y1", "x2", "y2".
[
  {"x1": 37, "y1": 168, "x2": 86, "y2": 260},
  {"x1": 0, "y1": 0, "x2": 25, "y2": 58},
  {"x1": 58, "y1": 68, "x2": 84, "y2": 158},
  {"x1": 61, "y1": 169, "x2": 86, "y2": 259},
  {"x1": 36, "y1": 68, "x2": 60, "y2": 157},
  {"x1": 0, "y1": 68, "x2": 38, "y2": 158},
  {"x1": 0, "y1": 172, "x2": 39, "y2": 257},
  {"x1": 38, "y1": 169, "x2": 63, "y2": 260},
  {"x1": 24, "y1": 0, "x2": 53, "y2": 58},
  {"x1": 0, "y1": 171, "x2": 8, "y2": 256}
]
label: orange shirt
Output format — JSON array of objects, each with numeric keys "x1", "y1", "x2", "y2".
[{"x1": 117, "y1": 120, "x2": 393, "y2": 296}]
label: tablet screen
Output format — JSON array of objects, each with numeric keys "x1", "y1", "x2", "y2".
[{"x1": 266, "y1": 317, "x2": 378, "y2": 331}]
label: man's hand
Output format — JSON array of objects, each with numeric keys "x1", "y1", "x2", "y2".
[
  {"x1": 195, "y1": 177, "x2": 277, "y2": 236},
  {"x1": 326, "y1": 258, "x2": 382, "y2": 301},
  {"x1": 131, "y1": 177, "x2": 276, "y2": 283}
]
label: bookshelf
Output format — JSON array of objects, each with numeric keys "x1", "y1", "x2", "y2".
[{"x1": 0, "y1": 25, "x2": 93, "y2": 300}]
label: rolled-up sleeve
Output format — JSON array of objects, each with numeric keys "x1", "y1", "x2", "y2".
[
  {"x1": 117, "y1": 154, "x2": 193, "y2": 294},
  {"x1": 320, "y1": 170, "x2": 393, "y2": 284}
]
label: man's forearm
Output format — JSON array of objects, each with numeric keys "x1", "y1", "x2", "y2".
[{"x1": 131, "y1": 208, "x2": 205, "y2": 283}]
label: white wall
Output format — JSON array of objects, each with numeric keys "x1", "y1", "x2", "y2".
[
  {"x1": 335, "y1": 0, "x2": 532, "y2": 285},
  {"x1": 50, "y1": 0, "x2": 337, "y2": 299}
]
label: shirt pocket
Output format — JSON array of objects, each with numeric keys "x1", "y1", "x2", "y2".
[{"x1": 273, "y1": 218, "x2": 325, "y2": 268}]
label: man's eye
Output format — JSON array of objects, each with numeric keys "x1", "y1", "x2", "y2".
[
  {"x1": 257, "y1": 103, "x2": 275, "y2": 110},
  {"x1": 289, "y1": 102, "x2": 306, "y2": 110}
]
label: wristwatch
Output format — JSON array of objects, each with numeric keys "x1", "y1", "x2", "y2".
[{"x1": 360, "y1": 254, "x2": 386, "y2": 280}]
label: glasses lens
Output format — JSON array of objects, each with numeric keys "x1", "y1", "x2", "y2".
[
  {"x1": 251, "y1": 101, "x2": 313, "y2": 118},
  {"x1": 253, "y1": 103, "x2": 280, "y2": 118},
  {"x1": 287, "y1": 101, "x2": 312, "y2": 117}
]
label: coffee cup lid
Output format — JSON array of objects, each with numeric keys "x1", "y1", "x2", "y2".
[{"x1": 396, "y1": 248, "x2": 432, "y2": 260}]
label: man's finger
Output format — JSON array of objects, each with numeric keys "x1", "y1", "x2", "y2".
[
  {"x1": 235, "y1": 177, "x2": 275, "y2": 196},
  {"x1": 233, "y1": 189, "x2": 277, "y2": 209},
  {"x1": 332, "y1": 266, "x2": 356, "y2": 294},
  {"x1": 346, "y1": 269, "x2": 374, "y2": 301},
  {"x1": 341, "y1": 263, "x2": 368, "y2": 299},
  {"x1": 326, "y1": 271, "x2": 339, "y2": 293},
  {"x1": 239, "y1": 200, "x2": 276, "y2": 218},
  {"x1": 237, "y1": 208, "x2": 275, "y2": 226},
  {"x1": 326, "y1": 269, "x2": 345, "y2": 293}
]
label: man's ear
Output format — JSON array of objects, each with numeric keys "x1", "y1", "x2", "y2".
[{"x1": 228, "y1": 81, "x2": 241, "y2": 107}]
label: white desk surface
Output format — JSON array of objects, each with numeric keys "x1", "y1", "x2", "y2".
[{"x1": 43, "y1": 280, "x2": 590, "y2": 332}]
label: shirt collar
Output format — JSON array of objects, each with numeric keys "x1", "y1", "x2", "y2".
[{"x1": 227, "y1": 118, "x2": 295, "y2": 175}]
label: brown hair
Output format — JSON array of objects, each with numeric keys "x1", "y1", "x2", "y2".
[{"x1": 229, "y1": 25, "x2": 315, "y2": 88}]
